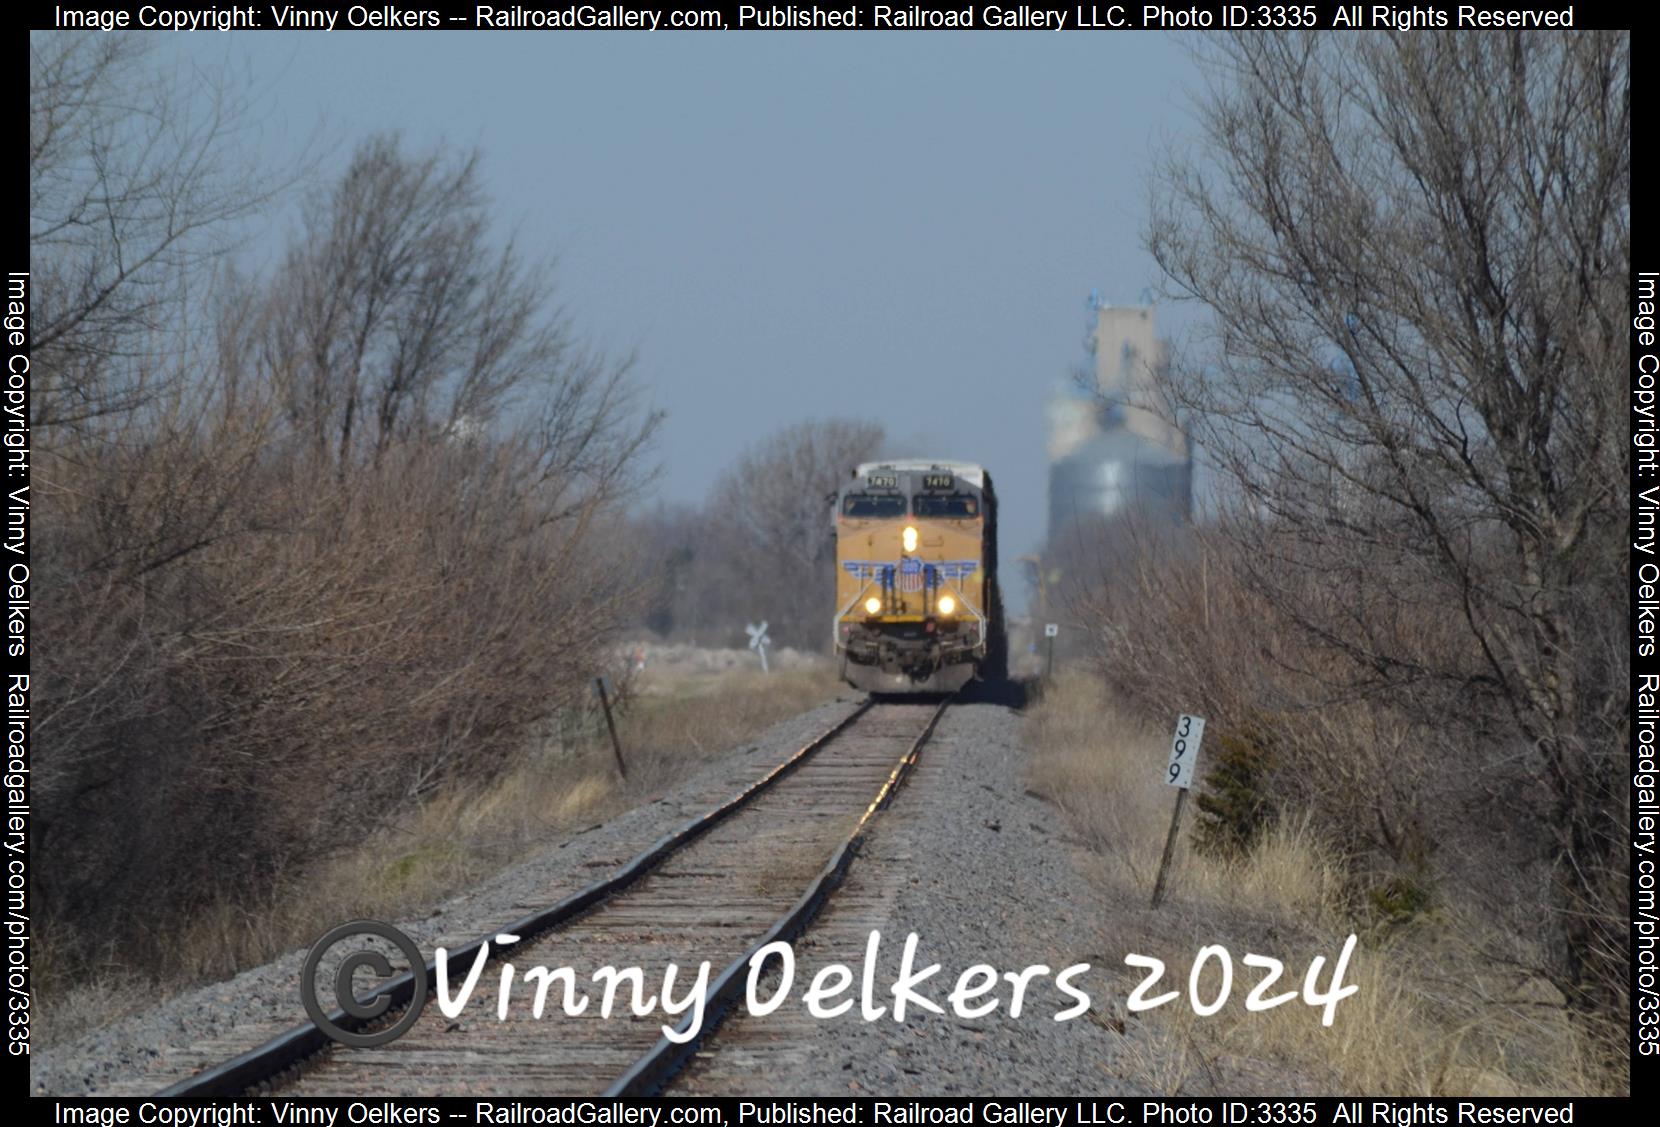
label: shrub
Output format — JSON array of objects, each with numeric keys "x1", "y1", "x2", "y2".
[{"x1": 1193, "y1": 723, "x2": 1279, "y2": 857}]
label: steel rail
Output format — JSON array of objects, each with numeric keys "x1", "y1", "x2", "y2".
[
  {"x1": 155, "y1": 698, "x2": 877, "y2": 1097},
  {"x1": 602, "y1": 691, "x2": 955, "y2": 1096}
]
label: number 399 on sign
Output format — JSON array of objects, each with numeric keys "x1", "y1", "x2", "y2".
[{"x1": 1166, "y1": 713, "x2": 1205, "y2": 789}]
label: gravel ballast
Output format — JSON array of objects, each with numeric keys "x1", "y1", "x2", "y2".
[
  {"x1": 31, "y1": 697, "x2": 867, "y2": 1096},
  {"x1": 34, "y1": 694, "x2": 1142, "y2": 1096},
  {"x1": 676, "y1": 699, "x2": 1140, "y2": 1096}
]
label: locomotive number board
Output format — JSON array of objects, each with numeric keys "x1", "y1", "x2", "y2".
[
  {"x1": 922, "y1": 473, "x2": 954, "y2": 490},
  {"x1": 866, "y1": 474, "x2": 898, "y2": 488}
]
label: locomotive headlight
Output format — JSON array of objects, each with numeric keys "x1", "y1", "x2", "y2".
[
  {"x1": 864, "y1": 597, "x2": 882, "y2": 615},
  {"x1": 937, "y1": 595, "x2": 956, "y2": 616},
  {"x1": 902, "y1": 526, "x2": 919, "y2": 552}
]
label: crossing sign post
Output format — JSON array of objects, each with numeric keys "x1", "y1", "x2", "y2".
[{"x1": 746, "y1": 620, "x2": 771, "y2": 673}]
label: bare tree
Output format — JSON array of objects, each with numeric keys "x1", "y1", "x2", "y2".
[
  {"x1": 259, "y1": 135, "x2": 623, "y2": 471},
  {"x1": 1147, "y1": 32, "x2": 1628, "y2": 1015},
  {"x1": 675, "y1": 419, "x2": 884, "y2": 649},
  {"x1": 631, "y1": 502, "x2": 704, "y2": 637},
  {"x1": 29, "y1": 33, "x2": 297, "y2": 433},
  {"x1": 34, "y1": 125, "x2": 660, "y2": 975}
]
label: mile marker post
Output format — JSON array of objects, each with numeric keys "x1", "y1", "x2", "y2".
[
  {"x1": 594, "y1": 676, "x2": 627, "y2": 781},
  {"x1": 1151, "y1": 713, "x2": 1205, "y2": 909}
]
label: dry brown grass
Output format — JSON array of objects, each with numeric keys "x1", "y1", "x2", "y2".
[
  {"x1": 34, "y1": 662, "x2": 842, "y2": 1046},
  {"x1": 1026, "y1": 674, "x2": 1620, "y2": 1097}
]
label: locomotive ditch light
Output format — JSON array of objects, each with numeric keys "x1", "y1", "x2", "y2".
[
  {"x1": 937, "y1": 595, "x2": 956, "y2": 615},
  {"x1": 902, "y1": 525, "x2": 919, "y2": 552},
  {"x1": 864, "y1": 597, "x2": 882, "y2": 615}
]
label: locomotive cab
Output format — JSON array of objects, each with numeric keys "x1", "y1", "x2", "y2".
[{"x1": 833, "y1": 461, "x2": 1004, "y2": 694}]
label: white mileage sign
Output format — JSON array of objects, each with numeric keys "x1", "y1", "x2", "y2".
[{"x1": 1165, "y1": 714, "x2": 1205, "y2": 789}]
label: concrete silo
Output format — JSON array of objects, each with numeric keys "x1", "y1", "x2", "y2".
[{"x1": 1046, "y1": 301, "x2": 1191, "y2": 546}]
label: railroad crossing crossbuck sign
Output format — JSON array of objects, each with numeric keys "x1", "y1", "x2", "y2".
[{"x1": 746, "y1": 620, "x2": 771, "y2": 674}]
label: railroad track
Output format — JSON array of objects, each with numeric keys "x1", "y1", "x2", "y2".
[{"x1": 145, "y1": 695, "x2": 952, "y2": 1098}]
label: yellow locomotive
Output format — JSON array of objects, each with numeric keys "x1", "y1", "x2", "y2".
[{"x1": 833, "y1": 460, "x2": 1005, "y2": 694}]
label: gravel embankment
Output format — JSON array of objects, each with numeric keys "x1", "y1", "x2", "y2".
[
  {"x1": 677, "y1": 699, "x2": 1143, "y2": 1096},
  {"x1": 31, "y1": 696, "x2": 866, "y2": 1096}
]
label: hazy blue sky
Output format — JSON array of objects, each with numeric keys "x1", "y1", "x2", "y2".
[{"x1": 173, "y1": 31, "x2": 1208, "y2": 606}]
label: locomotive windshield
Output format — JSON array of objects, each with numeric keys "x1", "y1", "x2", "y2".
[
  {"x1": 843, "y1": 494, "x2": 907, "y2": 518},
  {"x1": 912, "y1": 494, "x2": 979, "y2": 518}
]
